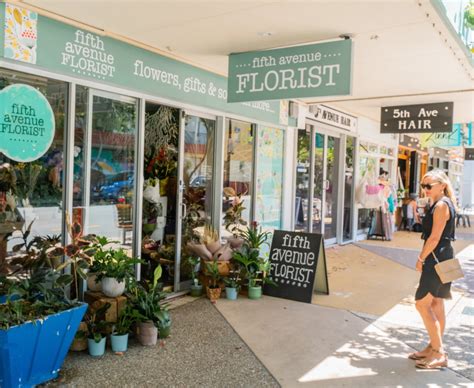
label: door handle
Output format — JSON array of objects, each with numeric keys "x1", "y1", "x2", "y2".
[{"x1": 181, "y1": 202, "x2": 187, "y2": 219}]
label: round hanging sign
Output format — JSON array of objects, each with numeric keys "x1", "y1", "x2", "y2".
[{"x1": 0, "y1": 84, "x2": 55, "y2": 162}]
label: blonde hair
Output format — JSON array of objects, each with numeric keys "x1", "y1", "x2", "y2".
[{"x1": 422, "y1": 169, "x2": 458, "y2": 210}]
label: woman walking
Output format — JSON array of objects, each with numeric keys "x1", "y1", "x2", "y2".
[{"x1": 409, "y1": 170, "x2": 456, "y2": 369}]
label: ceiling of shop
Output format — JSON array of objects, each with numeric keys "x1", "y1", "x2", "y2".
[{"x1": 21, "y1": 0, "x2": 474, "y2": 123}]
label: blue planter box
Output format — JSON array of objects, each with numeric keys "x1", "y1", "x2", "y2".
[{"x1": 0, "y1": 303, "x2": 87, "y2": 388}]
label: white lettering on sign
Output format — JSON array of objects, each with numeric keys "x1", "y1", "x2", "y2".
[
  {"x1": 308, "y1": 104, "x2": 357, "y2": 132},
  {"x1": 398, "y1": 120, "x2": 432, "y2": 130},
  {"x1": 235, "y1": 65, "x2": 340, "y2": 94},
  {"x1": 61, "y1": 30, "x2": 116, "y2": 79}
]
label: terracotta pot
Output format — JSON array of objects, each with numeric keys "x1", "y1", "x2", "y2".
[
  {"x1": 87, "y1": 273, "x2": 102, "y2": 292},
  {"x1": 206, "y1": 286, "x2": 222, "y2": 302},
  {"x1": 70, "y1": 322, "x2": 88, "y2": 352},
  {"x1": 137, "y1": 321, "x2": 158, "y2": 346},
  {"x1": 101, "y1": 277, "x2": 125, "y2": 297}
]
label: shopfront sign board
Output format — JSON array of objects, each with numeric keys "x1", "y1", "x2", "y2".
[
  {"x1": 381, "y1": 102, "x2": 453, "y2": 134},
  {"x1": 0, "y1": 84, "x2": 55, "y2": 162},
  {"x1": 227, "y1": 40, "x2": 352, "y2": 103},
  {"x1": 420, "y1": 123, "x2": 472, "y2": 148},
  {"x1": 0, "y1": 3, "x2": 282, "y2": 126},
  {"x1": 307, "y1": 104, "x2": 357, "y2": 132},
  {"x1": 263, "y1": 230, "x2": 329, "y2": 303},
  {"x1": 465, "y1": 148, "x2": 474, "y2": 161}
]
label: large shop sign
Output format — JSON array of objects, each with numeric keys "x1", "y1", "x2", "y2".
[
  {"x1": 307, "y1": 104, "x2": 357, "y2": 132},
  {"x1": 263, "y1": 230, "x2": 328, "y2": 303},
  {"x1": 227, "y1": 40, "x2": 352, "y2": 103},
  {"x1": 0, "y1": 84, "x2": 55, "y2": 162},
  {"x1": 0, "y1": 3, "x2": 282, "y2": 126},
  {"x1": 381, "y1": 102, "x2": 454, "y2": 134}
]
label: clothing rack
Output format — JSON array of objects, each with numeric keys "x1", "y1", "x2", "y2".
[{"x1": 367, "y1": 207, "x2": 386, "y2": 240}]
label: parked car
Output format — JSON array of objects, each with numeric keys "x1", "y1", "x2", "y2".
[{"x1": 95, "y1": 171, "x2": 134, "y2": 201}]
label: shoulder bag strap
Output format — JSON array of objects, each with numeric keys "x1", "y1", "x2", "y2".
[{"x1": 431, "y1": 251, "x2": 440, "y2": 264}]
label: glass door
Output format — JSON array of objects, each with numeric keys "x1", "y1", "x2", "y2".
[
  {"x1": 323, "y1": 135, "x2": 340, "y2": 243},
  {"x1": 74, "y1": 88, "x2": 137, "y2": 252},
  {"x1": 179, "y1": 113, "x2": 216, "y2": 288},
  {"x1": 342, "y1": 136, "x2": 355, "y2": 242},
  {"x1": 312, "y1": 132, "x2": 325, "y2": 234},
  {"x1": 295, "y1": 128, "x2": 311, "y2": 231}
]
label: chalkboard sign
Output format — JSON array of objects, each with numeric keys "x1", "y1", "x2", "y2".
[{"x1": 263, "y1": 230, "x2": 329, "y2": 303}]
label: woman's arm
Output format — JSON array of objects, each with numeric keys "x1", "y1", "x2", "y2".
[{"x1": 416, "y1": 202, "x2": 450, "y2": 271}]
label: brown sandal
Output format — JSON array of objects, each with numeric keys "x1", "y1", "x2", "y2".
[
  {"x1": 415, "y1": 348, "x2": 448, "y2": 369},
  {"x1": 408, "y1": 344, "x2": 431, "y2": 360}
]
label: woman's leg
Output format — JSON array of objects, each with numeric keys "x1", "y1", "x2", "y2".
[
  {"x1": 431, "y1": 297, "x2": 446, "y2": 337},
  {"x1": 415, "y1": 293, "x2": 443, "y2": 351}
]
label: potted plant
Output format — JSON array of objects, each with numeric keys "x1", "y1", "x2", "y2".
[
  {"x1": 85, "y1": 302, "x2": 111, "y2": 357},
  {"x1": 186, "y1": 256, "x2": 203, "y2": 297},
  {"x1": 127, "y1": 266, "x2": 170, "y2": 345},
  {"x1": 156, "y1": 309, "x2": 172, "y2": 339},
  {"x1": 232, "y1": 223, "x2": 276, "y2": 300},
  {"x1": 111, "y1": 304, "x2": 138, "y2": 353},
  {"x1": 223, "y1": 262, "x2": 242, "y2": 301},
  {"x1": 223, "y1": 187, "x2": 247, "y2": 248},
  {"x1": 205, "y1": 260, "x2": 222, "y2": 303},
  {"x1": 86, "y1": 236, "x2": 110, "y2": 292},
  {"x1": 70, "y1": 321, "x2": 88, "y2": 352},
  {"x1": 98, "y1": 248, "x2": 141, "y2": 297},
  {"x1": 0, "y1": 268, "x2": 88, "y2": 386}
]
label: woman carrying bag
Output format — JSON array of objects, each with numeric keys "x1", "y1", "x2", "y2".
[{"x1": 409, "y1": 170, "x2": 459, "y2": 369}]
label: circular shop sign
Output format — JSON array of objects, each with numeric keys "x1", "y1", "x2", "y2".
[{"x1": 0, "y1": 84, "x2": 55, "y2": 162}]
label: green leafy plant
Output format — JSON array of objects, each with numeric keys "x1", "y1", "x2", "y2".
[
  {"x1": 126, "y1": 266, "x2": 170, "y2": 329},
  {"x1": 186, "y1": 256, "x2": 201, "y2": 285},
  {"x1": 223, "y1": 187, "x2": 247, "y2": 237},
  {"x1": 232, "y1": 246, "x2": 276, "y2": 288},
  {"x1": 84, "y1": 302, "x2": 111, "y2": 343},
  {"x1": 113, "y1": 304, "x2": 139, "y2": 336},
  {"x1": 96, "y1": 248, "x2": 142, "y2": 283},
  {"x1": 205, "y1": 261, "x2": 221, "y2": 289},
  {"x1": 241, "y1": 222, "x2": 271, "y2": 250}
]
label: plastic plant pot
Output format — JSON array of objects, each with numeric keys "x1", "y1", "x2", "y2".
[
  {"x1": 190, "y1": 284, "x2": 203, "y2": 297},
  {"x1": 225, "y1": 287, "x2": 238, "y2": 300},
  {"x1": 88, "y1": 337, "x2": 106, "y2": 357},
  {"x1": 248, "y1": 286, "x2": 262, "y2": 300},
  {"x1": 0, "y1": 303, "x2": 87, "y2": 387},
  {"x1": 111, "y1": 333, "x2": 129, "y2": 352},
  {"x1": 158, "y1": 324, "x2": 171, "y2": 339}
]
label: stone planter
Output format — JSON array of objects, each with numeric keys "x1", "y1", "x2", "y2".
[
  {"x1": 111, "y1": 333, "x2": 129, "y2": 352},
  {"x1": 101, "y1": 277, "x2": 125, "y2": 297},
  {"x1": 88, "y1": 337, "x2": 106, "y2": 357},
  {"x1": 248, "y1": 286, "x2": 262, "y2": 300},
  {"x1": 225, "y1": 287, "x2": 238, "y2": 300}
]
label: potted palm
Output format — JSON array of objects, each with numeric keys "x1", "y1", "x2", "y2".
[
  {"x1": 98, "y1": 248, "x2": 141, "y2": 297},
  {"x1": 85, "y1": 302, "x2": 111, "y2": 357},
  {"x1": 205, "y1": 260, "x2": 222, "y2": 303},
  {"x1": 186, "y1": 256, "x2": 203, "y2": 297}
]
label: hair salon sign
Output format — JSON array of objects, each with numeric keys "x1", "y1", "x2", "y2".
[
  {"x1": 381, "y1": 102, "x2": 453, "y2": 134},
  {"x1": 227, "y1": 40, "x2": 352, "y2": 103},
  {"x1": 0, "y1": 84, "x2": 55, "y2": 162}
]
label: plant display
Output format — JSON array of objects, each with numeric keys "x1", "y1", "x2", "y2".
[
  {"x1": 223, "y1": 261, "x2": 242, "y2": 290},
  {"x1": 186, "y1": 256, "x2": 201, "y2": 285},
  {"x1": 113, "y1": 304, "x2": 138, "y2": 336},
  {"x1": 0, "y1": 268, "x2": 77, "y2": 330},
  {"x1": 0, "y1": 163, "x2": 16, "y2": 195}
]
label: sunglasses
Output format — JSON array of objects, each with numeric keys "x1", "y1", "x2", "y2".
[{"x1": 421, "y1": 182, "x2": 440, "y2": 190}]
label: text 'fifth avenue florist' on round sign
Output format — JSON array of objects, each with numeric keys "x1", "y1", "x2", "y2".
[{"x1": 0, "y1": 84, "x2": 55, "y2": 162}]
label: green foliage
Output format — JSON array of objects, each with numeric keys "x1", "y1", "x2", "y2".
[
  {"x1": 126, "y1": 265, "x2": 171, "y2": 329},
  {"x1": 205, "y1": 261, "x2": 221, "y2": 289},
  {"x1": 95, "y1": 248, "x2": 142, "y2": 282},
  {"x1": 84, "y1": 303, "x2": 111, "y2": 342},
  {"x1": 113, "y1": 304, "x2": 139, "y2": 335},
  {"x1": 223, "y1": 187, "x2": 247, "y2": 236},
  {"x1": 185, "y1": 256, "x2": 200, "y2": 283},
  {"x1": 0, "y1": 268, "x2": 78, "y2": 330}
]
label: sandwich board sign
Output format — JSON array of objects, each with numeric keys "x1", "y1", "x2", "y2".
[{"x1": 263, "y1": 230, "x2": 329, "y2": 303}]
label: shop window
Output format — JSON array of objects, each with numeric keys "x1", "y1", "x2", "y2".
[
  {"x1": 0, "y1": 69, "x2": 67, "y2": 273},
  {"x1": 295, "y1": 128, "x2": 311, "y2": 232},
  {"x1": 222, "y1": 119, "x2": 254, "y2": 234},
  {"x1": 255, "y1": 126, "x2": 284, "y2": 230},
  {"x1": 73, "y1": 86, "x2": 137, "y2": 249}
]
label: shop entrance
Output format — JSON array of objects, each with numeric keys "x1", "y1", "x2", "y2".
[
  {"x1": 295, "y1": 125, "x2": 342, "y2": 245},
  {"x1": 141, "y1": 102, "x2": 216, "y2": 292}
]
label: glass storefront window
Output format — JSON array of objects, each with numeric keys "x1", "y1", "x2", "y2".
[
  {"x1": 295, "y1": 128, "x2": 311, "y2": 232},
  {"x1": 222, "y1": 119, "x2": 254, "y2": 232},
  {"x1": 74, "y1": 86, "x2": 137, "y2": 248},
  {"x1": 255, "y1": 126, "x2": 284, "y2": 230},
  {"x1": 343, "y1": 136, "x2": 355, "y2": 242},
  {"x1": 0, "y1": 69, "x2": 67, "y2": 271}
]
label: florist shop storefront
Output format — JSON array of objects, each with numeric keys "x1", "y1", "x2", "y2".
[{"x1": 0, "y1": 3, "x2": 288, "y2": 293}]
